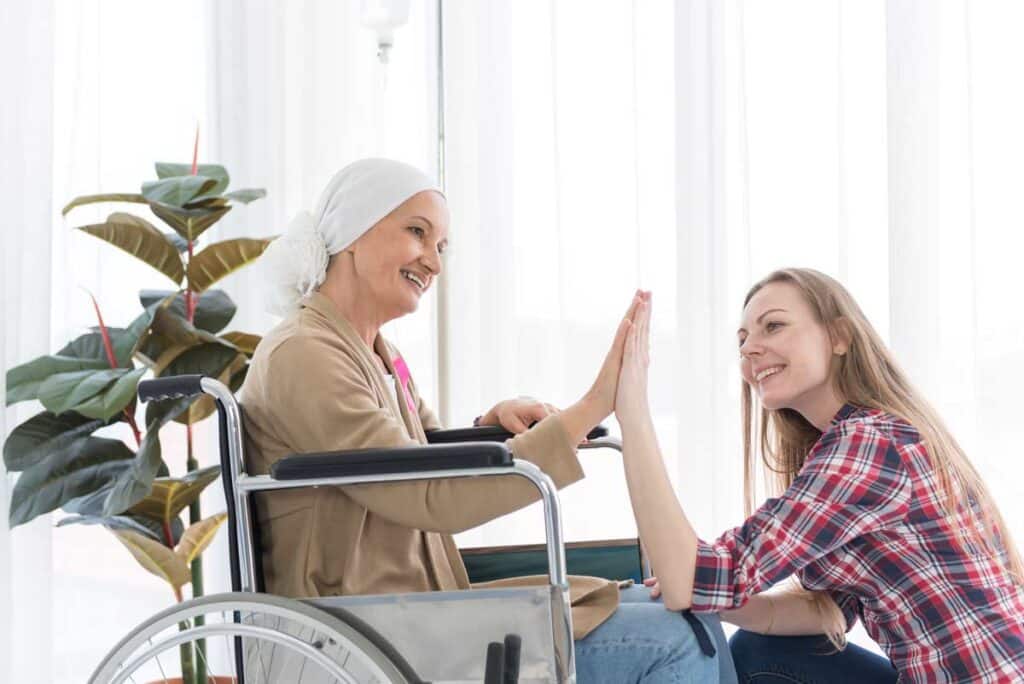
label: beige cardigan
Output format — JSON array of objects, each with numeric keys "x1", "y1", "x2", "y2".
[{"x1": 240, "y1": 293, "x2": 618, "y2": 638}]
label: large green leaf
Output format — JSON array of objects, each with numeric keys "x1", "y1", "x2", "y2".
[
  {"x1": 76, "y1": 213, "x2": 185, "y2": 284},
  {"x1": 149, "y1": 201, "x2": 231, "y2": 242},
  {"x1": 101, "y1": 417, "x2": 166, "y2": 516},
  {"x1": 112, "y1": 529, "x2": 191, "y2": 589},
  {"x1": 143, "y1": 393, "x2": 199, "y2": 434},
  {"x1": 141, "y1": 175, "x2": 218, "y2": 208},
  {"x1": 3, "y1": 411, "x2": 105, "y2": 471},
  {"x1": 160, "y1": 344, "x2": 246, "y2": 425},
  {"x1": 111, "y1": 302, "x2": 166, "y2": 366},
  {"x1": 8, "y1": 436, "x2": 134, "y2": 526},
  {"x1": 37, "y1": 367, "x2": 144, "y2": 420},
  {"x1": 150, "y1": 305, "x2": 227, "y2": 348},
  {"x1": 139, "y1": 289, "x2": 237, "y2": 334},
  {"x1": 155, "y1": 163, "x2": 229, "y2": 197},
  {"x1": 71, "y1": 367, "x2": 146, "y2": 420},
  {"x1": 222, "y1": 188, "x2": 266, "y2": 204},
  {"x1": 100, "y1": 389, "x2": 194, "y2": 517},
  {"x1": 176, "y1": 512, "x2": 227, "y2": 564},
  {"x1": 127, "y1": 465, "x2": 221, "y2": 524},
  {"x1": 58, "y1": 513, "x2": 158, "y2": 539},
  {"x1": 56, "y1": 513, "x2": 186, "y2": 545},
  {"x1": 62, "y1": 193, "x2": 147, "y2": 216},
  {"x1": 70, "y1": 312, "x2": 159, "y2": 369},
  {"x1": 6, "y1": 355, "x2": 108, "y2": 405},
  {"x1": 187, "y1": 238, "x2": 274, "y2": 293},
  {"x1": 136, "y1": 303, "x2": 237, "y2": 375},
  {"x1": 61, "y1": 482, "x2": 117, "y2": 516},
  {"x1": 184, "y1": 196, "x2": 230, "y2": 210},
  {"x1": 220, "y1": 331, "x2": 261, "y2": 357},
  {"x1": 59, "y1": 333, "x2": 113, "y2": 363},
  {"x1": 37, "y1": 368, "x2": 124, "y2": 415}
]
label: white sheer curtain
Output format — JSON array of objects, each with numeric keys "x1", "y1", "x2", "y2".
[
  {"x1": 19, "y1": 1, "x2": 214, "y2": 681},
  {"x1": 8, "y1": 1, "x2": 1024, "y2": 678},
  {"x1": 442, "y1": 0, "x2": 1024, "y2": 621},
  {"x1": 1, "y1": 2, "x2": 55, "y2": 681}
]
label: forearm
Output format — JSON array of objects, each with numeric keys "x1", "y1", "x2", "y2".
[
  {"x1": 620, "y1": 407, "x2": 698, "y2": 611},
  {"x1": 558, "y1": 394, "x2": 608, "y2": 446},
  {"x1": 721, "y1": 591, "x2": 841, "y2": 636}
]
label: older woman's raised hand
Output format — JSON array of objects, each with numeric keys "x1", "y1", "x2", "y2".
[
  {"x1": 477, "y1": 397, "x2": 561, "y2": 434},
  {"x1": 583, "y1": 291, "x2": 645, "y2": 418},
  {"x1": 486, "y1": 292, "x2": 644, "y2": 447}
]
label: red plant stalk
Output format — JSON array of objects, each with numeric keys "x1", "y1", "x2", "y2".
[
  {"x1": 190, "y1": 124, "x2": 200, "y2": 176},
  {"x1": 88, "y1": 292, "x2": 142, "y2": 446}
]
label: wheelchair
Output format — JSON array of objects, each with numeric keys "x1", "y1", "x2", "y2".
[{"x1": 88, "y1": 375, "x2": 630, "y2": 684}]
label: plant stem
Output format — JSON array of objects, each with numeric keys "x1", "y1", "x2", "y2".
[
  {"x1": 186, "y1": 421, "x2": 207, "y2": 684},
  {"x1": 173, "y1": 585, "x2": 197, "y2": 684},
  {"x1": 123, "y1": 407, "x2": 142, "y2": 446},
  {"x1": 184, "y1": 237, "x2": 206, "y2": 683}
]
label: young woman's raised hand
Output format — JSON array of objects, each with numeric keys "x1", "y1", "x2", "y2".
[
  {"x1": 615, "y1": 291, "x2": 652, "y2": 426},
  {"x1": 583, "y1": 292, "x2": 645, "y2": 417}
]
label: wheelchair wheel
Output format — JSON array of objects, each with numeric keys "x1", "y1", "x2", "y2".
[{"x1": 89, "y1": 592, "x2": 421, "y2": 684}]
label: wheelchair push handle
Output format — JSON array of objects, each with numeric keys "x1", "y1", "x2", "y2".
[{"x1": 138, "y1": 374, "x2": 208, "y2": 402}]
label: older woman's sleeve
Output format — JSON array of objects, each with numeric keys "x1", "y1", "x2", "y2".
[
  {"x1": 264, "y1": 336, "x2": 584, "y2": 533},
  {"x1": 689, "y1": 423, "x2": 911, "y2": 612}
]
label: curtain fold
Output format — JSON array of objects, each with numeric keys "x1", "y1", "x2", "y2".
[{"x1": 1, "y1": 2, "x2": 55, "y2": 681}]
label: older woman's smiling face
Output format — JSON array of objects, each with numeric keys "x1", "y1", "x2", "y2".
[{"x1": 348, "y1": 190, "x2": 450, "y2": 318}]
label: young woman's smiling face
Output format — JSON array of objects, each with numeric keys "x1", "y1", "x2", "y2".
[{"x1": 738, "y1": 281, "x2": 847, "y2": 426}]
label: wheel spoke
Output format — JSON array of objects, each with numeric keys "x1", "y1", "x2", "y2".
[
  {"x1": 146, "y1": 636, "x2": 171, "y2": 684},
  {"x1": 92, "y1": 594, "x2": 410, "y2": 684}
]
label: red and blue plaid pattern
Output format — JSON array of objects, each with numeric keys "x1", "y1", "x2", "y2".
[{"x1": 691, "y1": 404, "x2": 1024, "y2": 682}]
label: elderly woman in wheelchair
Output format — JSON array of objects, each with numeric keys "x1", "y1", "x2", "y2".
[{"x1": 92, "y1": 159, "x2": 736, "y2": 684}]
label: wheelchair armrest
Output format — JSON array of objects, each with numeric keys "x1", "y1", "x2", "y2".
[
  {"x1": 270, "y1": 442, "x2": 513, "y2": 480},
  {"x1": 425, "y1": 424, "x2": 609, "y2": 444}
]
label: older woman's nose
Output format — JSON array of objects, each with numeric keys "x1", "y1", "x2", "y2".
[{"x1": 422, "y1": 248, "x2": 442, "y2": 275}]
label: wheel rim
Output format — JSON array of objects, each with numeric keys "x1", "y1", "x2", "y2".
[{"x1": 89, "y1": 592, "x2": 413, "y2": 684}]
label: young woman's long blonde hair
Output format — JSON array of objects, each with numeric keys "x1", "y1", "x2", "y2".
[{"x1": 741, "y1": 268, "x2": 1023, "y2": 647}]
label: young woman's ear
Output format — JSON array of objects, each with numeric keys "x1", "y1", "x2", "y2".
[{"x1": 830, "y1": 317, "x2": 853, "y2": 356}]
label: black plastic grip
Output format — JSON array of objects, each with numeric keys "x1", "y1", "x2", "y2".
[
  {"x1": 137, "y1": 374, "x2": 207, "y2": 402},
  {"x1": 426, "y1": 423, "x2": 609, "y2": 445},
  {"x1": 484, "y1": 642, "x2": 505, "y2": 684},
  {"x1": 271, "y1": 442, "x2": 514, "y2": 481},
  {"x1": 503, "y1": 634, "x2": 521, "y2": 684}
]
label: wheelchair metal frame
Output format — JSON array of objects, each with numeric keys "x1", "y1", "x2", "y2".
[{"x1": 139, "y1": 375, "x2": 624, "y2": 683}]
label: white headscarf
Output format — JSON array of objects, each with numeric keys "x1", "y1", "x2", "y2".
[{"x1": 261, "y1": 158, "x2": 442, "y2": 315}]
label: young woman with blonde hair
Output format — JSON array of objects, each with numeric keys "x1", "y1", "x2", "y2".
[{"x1": 614, "y1": 270, "x2": 1024, "y2": 682}]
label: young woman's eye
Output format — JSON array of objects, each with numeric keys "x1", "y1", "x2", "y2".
[
  {"x1": 765, "y1": 321, "x2": 783, "y2": 332},
  {"x1": 408, "y1": 226, "x2": 425, "y2": 238}
]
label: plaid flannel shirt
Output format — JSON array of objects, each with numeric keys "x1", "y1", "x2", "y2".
[{"x1": 692, "y1": 404, "x2": 1024, "y2": 682}]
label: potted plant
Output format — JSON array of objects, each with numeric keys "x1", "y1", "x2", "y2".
[{"x1": 4, "y1": 152, "x2": 271, "y2": 684}]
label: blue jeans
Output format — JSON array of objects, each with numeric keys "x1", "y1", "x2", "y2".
[
  {"x1": 574, "y1": 585, "x2": 739, "y2": 683},
  {"x1": 728, "y1": 630, "x2": 898, "y2": 683}
]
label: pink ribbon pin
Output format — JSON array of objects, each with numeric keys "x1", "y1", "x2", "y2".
[{"x1": 391, "y1": 355, "x2": 417, "y2": 413}]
